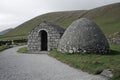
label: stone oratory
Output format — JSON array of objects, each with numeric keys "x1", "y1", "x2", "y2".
[{"x1": 28, "y1": 18, "x2": 109, "y2": 54}]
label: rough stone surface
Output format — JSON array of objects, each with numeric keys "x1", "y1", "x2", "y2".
[
  {"x1": 111, "y1": 37, "x2": 120, "y2": 44},
  {"x1": 28, "y1": 21, "x2": 64, "y2": 53},
  {"x1": 58, "y1": 18, "x2": 110, "y2": 53},
  {"x1": 108, "y1": 32, "x2": 120, "y2": 44},
  {"x1": 100, "y1": 69, "x2": 113, "y2": 78}
]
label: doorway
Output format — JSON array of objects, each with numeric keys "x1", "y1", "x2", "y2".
[{"x1": 40, "y1": 30, "x2": 48, "y2": 51}]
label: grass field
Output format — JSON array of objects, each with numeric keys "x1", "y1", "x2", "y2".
[
  {"x1": 0, "y1": 45, "x2": 12, "y2": 51},
  {"x1": 17, "y1": 47, "x2": 27, "y2": 53},
  {"x1": 0, "y1": 35, "x2": 27, "y2": 40},
  {"x1": 49, "y1": 44, "x2": 120, "y2": 80}
]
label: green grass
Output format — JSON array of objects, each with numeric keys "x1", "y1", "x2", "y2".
[
  {"x1": 14, "y1": 42, "x2": 27, "y2": 46},
  {"x1": 0, "y1": 45, "x2": 12, "y2": 51},
  {"x1": 49, "y1": 44, "x2": 120, "y2": 80},
  {"x1": 0, "y1": 35, "x2": 27, "y2": 40},
  {"x1": 17, "y1": 47, "x2": 27, "y2": 53},
  {"x1": 0, "y1": 3, "x2": 120, "y2": 40}
]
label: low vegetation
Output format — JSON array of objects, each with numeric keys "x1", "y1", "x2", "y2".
[
  {"x1": 14, "y1": 42, "x2": 27, "y2": 46},
  {"x1": 0, "y1": 45, "x2": 12, "y2": 51},
  {"x1": 0, "y1": 35, "x2": 27, "y2": 40},
  {"x1": 49, "y1": 44, "x2": 120, "y2": 80},
  {"x1": 17, "y1": 47, "x2": 27, "y2": 53}
]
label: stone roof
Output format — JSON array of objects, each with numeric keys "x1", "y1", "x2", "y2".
[
  {"x1": 58, "y1": 18, "x2": 109, "y2": 53},
  {"x1": 29, "y1": 21, "x2": 65, "y2": 34},
  {"x1": 39, "y1": 21, "x2": 65, "y2": 34}
]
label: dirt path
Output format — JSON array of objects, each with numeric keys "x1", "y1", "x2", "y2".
[{"x1": 0, "y1": 46, "x2": 108, "y2": 80}]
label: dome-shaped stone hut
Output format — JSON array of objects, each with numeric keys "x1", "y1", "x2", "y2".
[
  {"x1": 28, "y1": 21, "x2": 65, "y2": 53},
  {"x1": 58, "y1": 18, "x2": 109, "y2": 53}
]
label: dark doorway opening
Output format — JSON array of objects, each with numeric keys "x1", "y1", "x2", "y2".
[{"x1": 40, "y1": 30, "x2": 48, "y2": 51}]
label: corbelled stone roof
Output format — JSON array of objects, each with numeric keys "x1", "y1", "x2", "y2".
[
  {"x1": 30, "y1": 21, "x2": 65, "y2": 34},
  {"x1": 39, "y1": 21, "x2": 65, "y2": 34},
  {"x1": 58, "y1": 18, "x2": 109, "y2": 54}
]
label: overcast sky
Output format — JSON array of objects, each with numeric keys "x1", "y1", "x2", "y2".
[{"x1": 0, "y1": 0, "x2": 120, "y2": 32}]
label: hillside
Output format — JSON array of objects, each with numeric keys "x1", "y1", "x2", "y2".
[
  {"x1": 1, "y1": 3, "x2": 120, "y2": 40},
  {"x1": 0, "y1": 28, "x2": 13, "y2": 36}
]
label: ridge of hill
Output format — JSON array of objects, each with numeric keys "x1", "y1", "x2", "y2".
[
  {"x1": 1, "y1": 3, "x2": 120, "y2": 40},
  {"x1": 0, "y1": 28, "x2": 13, "y2": 36}
]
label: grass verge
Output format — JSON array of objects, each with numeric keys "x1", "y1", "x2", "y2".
[
  {"x1": 0, "y1": 45, "x2": 12, "y2": 51},
  {"x1": 49, "y1": 44, "x2": 120, "y2": 80},
  {"x1": 17, "y1": 47, "x2": 27, "y2": 53}
]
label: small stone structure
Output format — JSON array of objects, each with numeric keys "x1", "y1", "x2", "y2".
[
  {"x1": 58, "y1": 18, "x2": 109, "y2": 53},
  {"x1": 28, "y1": 21, "x2": 65, "y2": 53},
  {"x1": 28, "y1": 18, "x2": 110, "y2": 54}
]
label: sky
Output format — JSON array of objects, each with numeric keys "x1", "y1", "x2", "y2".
[{"x1": 0, "y1": 0, "x2": 120, "y2": 32}]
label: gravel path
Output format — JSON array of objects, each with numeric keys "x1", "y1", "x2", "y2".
[{"x1": 0, "y1": 46, "x2": 108, "y2": 80}]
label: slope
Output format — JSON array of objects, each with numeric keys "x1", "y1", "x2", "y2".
[
  {"x1": 0, "y1": 28, "x2": 13, "y2": 36},
  {"x1": 1, "y1": 3, "x2": 120, "y2": 40}
]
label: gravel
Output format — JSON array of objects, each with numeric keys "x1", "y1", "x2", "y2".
[{"x1": 0, "y1": 46, "x2": 108, "y2": 80}]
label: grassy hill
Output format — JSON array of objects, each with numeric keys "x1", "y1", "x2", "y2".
[
  {"x1": 0, "y1": 3, "x2": 120, "y2": 40},
  {"x1": 0, "y1": 28, "x2": 13, "y2": 36}
]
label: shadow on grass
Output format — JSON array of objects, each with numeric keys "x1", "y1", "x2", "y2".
[{"x1": 105, "y1": 50, "x2": 120, "y2": 55}]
